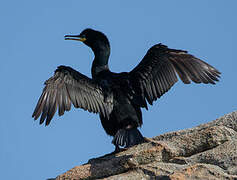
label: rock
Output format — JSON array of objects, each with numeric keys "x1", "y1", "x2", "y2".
[{"x1": 55, "y1": 111, "x2": 237, "y2": 180}]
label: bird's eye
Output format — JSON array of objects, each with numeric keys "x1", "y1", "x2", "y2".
[{"x1": 80, "y1": 34, "x2": 86, "y2": 38}]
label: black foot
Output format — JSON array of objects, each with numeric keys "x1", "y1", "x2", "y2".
[{"x1": 114, "y1": 145, "x2": 121, "y2": 153}]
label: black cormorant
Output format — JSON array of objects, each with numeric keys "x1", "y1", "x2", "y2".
[{"x1": 32, "y1": 28, "x2": 220, "y2": 151}]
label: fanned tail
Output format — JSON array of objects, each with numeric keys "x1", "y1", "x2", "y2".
[{"x1": 112, "y1": 128, "x2": 145, "y2": 148}]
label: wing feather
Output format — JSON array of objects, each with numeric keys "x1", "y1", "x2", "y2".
[
  {"x1": 32, "y1": 65, "x2": 113, "y2": 126},
  {"x1": 129, "y1": 43, "x2": 220, "y2": 106}
]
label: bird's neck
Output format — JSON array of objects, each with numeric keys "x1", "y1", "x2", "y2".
[{"x1": 91, "y1": 46, "x2": 110, "y2": 79}]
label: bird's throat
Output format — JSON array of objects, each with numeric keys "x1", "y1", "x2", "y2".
[{"x1": 91, "y1": 50, "x2": 110, "y2": 79}]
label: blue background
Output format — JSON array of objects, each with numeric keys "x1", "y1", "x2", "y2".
[{"x1": 1, "y1": 1, "x2": 236, "y2": 179}]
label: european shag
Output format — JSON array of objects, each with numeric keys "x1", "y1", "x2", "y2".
[{"x1": 32, "y1": 28, "x2": 220, "y2": 151}]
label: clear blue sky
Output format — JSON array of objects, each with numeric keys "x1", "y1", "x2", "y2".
[{"x1": 1, "y1": 1, "x2": 236, "y2": 179}]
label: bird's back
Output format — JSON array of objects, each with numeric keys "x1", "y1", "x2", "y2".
[{"x1": 96, "y1": 70, "x2": 143, "y2": 126}]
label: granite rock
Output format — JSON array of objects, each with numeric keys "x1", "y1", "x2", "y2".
[{"x1": 55, "y1": 111, "x2": 237, "y2": 180}]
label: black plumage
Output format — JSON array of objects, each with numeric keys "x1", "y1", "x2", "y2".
[{"x1": 32, "y1": 28, "x2": 220, "y2": 150}]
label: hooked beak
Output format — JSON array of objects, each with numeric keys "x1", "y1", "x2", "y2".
[{"x1": 64, "y1": 34, "x2": 86, "y2": 42}]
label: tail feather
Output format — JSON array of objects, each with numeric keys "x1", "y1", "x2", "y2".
[{"x1": 112, "y1": 128, "x2": 145, "y2": 148}]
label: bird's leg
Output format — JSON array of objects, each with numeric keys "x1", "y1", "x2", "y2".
[{"x1": 114, "y1": 145, "x2": 121, "y2": 153}]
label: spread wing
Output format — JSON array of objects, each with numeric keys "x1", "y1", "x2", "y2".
[
  {"x1": 129, "y1": 43, "x2": 221, "y2": 105},
  {"x1": 32, "y1": 65, "x2": 113, "y2": 126}
]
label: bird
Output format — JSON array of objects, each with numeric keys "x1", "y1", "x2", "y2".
[{"x1": 32, "y1": 28, "x2": 220, "y2": 152}]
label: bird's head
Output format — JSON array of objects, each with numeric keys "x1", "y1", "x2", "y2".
[{"x1": 64, "y1": 28, "x2": 110, "y2": 52}]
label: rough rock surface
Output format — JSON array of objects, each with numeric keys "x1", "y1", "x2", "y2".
[{"x1": 55, "y1": 111, "x2": 237, "y2": 180}]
